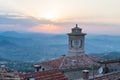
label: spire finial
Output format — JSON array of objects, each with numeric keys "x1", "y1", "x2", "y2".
[{"x1": 76, "y1": 24, "x2": 78, "y2": 28}]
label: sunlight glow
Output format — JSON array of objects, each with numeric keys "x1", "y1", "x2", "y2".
[
  {"x1": 42, "y1": 12, "x2": 59, "y2": 21},
  {"x1": 28, "y1": 24, "x2": 64, "y2": 34},
  {"x1": 0, "y1": 0, "x2": 120, "y2": 34}
]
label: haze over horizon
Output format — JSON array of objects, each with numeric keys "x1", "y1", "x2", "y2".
[{"x1": 0, "y1": 0, "x2": 120, "y2": 35}]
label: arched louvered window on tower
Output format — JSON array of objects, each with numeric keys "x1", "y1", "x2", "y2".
[
  {"x1": 79, "y1": 40, "x2": 82, "y2": 48},
  {"x1": 71, "y1": 40, "x2": 74, "y2": 48}
]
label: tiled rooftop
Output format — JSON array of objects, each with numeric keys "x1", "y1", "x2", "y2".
[
  {"x1": 20, "y1": 69, "x2": 68, "y2": 80},
  {"x1": 60, "y1": 54, "x2": 101, "y2": 69},
  {"x1": 0, "y1": 67, "x2": 20, "y2": 79},
  {"x1": 39, "y1": 57, "x2": 64, "y2": 69},
  {"x1": 0, "y1": 67, "x2": 11, "y2": 73},
  {"x1": 37, "y1": 54, "x2": 102, "y2": 70}
]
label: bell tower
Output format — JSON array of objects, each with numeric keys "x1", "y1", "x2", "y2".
[{"x1": 67, "y1": 24, "x2": 86, "y2": 56}]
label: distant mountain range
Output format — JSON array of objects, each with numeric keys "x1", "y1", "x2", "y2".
[
  {"x1": 0, "y1": 14, "x2": 40, "y2": 27},
  {"x1": 0, "y1": 31, "x2": 120, "y2": 62},
  {"x1": 91, "y1": 52, "x2": 120, "y2": 59}
]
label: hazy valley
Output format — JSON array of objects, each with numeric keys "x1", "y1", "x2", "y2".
[{"x1": 0, "y1": 31, "x2": 120, "y2": 72}]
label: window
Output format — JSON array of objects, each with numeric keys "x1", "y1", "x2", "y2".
[
  {"x1": 79, "y1": 40, "x2": 82, "y2": 48},
  {"x1": 71, "y1": 40, "x2": 74, "y2": 47}
]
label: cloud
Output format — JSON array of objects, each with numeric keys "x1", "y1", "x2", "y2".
[
  {"x1": 0, "y1": 13, "x2": 40, "y2": 27},
  {"x1": 0, "y1": 13, "x2": 120, "y2": 35},
  {"x1": 28, "y1": 24, "x2": 67, "y2": 34},
  {"x1": 0, "y1": 24, "x2": 27, "y2": 32}
]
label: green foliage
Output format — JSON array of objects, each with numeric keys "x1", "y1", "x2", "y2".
[{"x1": 0, "y1": 57, "x2": 34, "y2": 72}]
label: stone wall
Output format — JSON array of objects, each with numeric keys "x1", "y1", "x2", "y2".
[{"x1": 63, "y1": 69, "x2": 99, "y2": 80}]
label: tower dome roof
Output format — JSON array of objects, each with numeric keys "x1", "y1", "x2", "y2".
[
  {"x1": 72, "y1": 24, "x2": 82, "y2": 33},
  {"x1": 72, "y1": 24, "x2": 81, "y2": 29}
]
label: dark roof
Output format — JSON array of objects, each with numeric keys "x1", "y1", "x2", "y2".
[
  {"x1": 72, "y1": 24, "x2": 81, "y2": 30},
  {"x1": 89, "y1": 71, "x2": 120, "y2": 80},
  {"x1": 68, "y1": 24, "x2": 86, "y2": 35},
  {"x1": 98, "y1": 58, "x2": 120, "y2": 64},
  {"x1": 20, "y1": 69, "x2": 68, "y2": 80}
]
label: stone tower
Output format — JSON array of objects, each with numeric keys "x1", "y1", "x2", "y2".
[{"x1": 67, "y1": 24, "x2": 86, "y2": 56}]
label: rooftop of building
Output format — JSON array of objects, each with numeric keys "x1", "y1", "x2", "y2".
[
  {"x1": 0, "y1": 66, "x2": 20, "y2": 79},
  {"x1": 20, "y1": 69, "x2": 68, "y2": 80},
  {"x1": 97, "y1": 58, "x2": 120, "y2": 64},
  {"x1": 88, "y1": 71, "x2": 120, "y2": 80},
  {"x1": 0, "y1": 66, "x2": 14, "y2": 73},
  {"x1": 36, "y1": 54, "x2": 102, "y2": 70},
  {"x1": 60, "y1": 54, "x2": 102, "y2": 70}
]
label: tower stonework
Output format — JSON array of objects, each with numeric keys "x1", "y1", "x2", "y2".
[{"x1": 67, "y1": 24, "x2": 86, "y2": 56}]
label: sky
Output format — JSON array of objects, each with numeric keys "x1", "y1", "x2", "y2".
[{"x1": 0, "y1": 0, "x2": 120, "y2": 35}]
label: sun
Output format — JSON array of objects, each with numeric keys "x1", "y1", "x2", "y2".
[
  {"x1": 31, "y1": 4, "x2": 63, "y2": 22},
  {"x1": 43, "y1": 13, "x2": 56, "y2": 20},
  {"x1": 42, "y1": 11, "x2": 59, "y2": 21}
]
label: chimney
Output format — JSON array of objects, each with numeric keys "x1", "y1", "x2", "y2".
[
  {"x1": 82, "y1": 70, "x2": 89, "y2": 80},
  {"x1": 34, "y1": 64, "x2": 41, "y2": 72}
]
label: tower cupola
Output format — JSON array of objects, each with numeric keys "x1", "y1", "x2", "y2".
[{"x1": 67, "y1": 24, "x2": 86, "y2": 56}]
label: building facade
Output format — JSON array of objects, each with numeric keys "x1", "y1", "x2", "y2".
[{"x1": 34, "y1": 24, "x2": 103, "y2": 80}]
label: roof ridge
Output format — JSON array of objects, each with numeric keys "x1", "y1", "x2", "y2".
[{"x1": 59, "y1": 56, "x2": 66, "y2": 69}]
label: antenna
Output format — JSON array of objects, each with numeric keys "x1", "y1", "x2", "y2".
[{"x1": 98, "y1": 67, "x2": 103, "y2": 74}]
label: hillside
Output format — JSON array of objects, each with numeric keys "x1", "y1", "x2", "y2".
[
  {"x1": 0, "y1": 31, "x2": 120, "y2": 62},
  {"x1": 0, "y1": 57, "x2": 34, "y2": 72},
  {"x1": 91, "y1": 52, "x2": 120, "y2": 59}
]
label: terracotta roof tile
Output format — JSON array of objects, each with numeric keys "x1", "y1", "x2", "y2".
[
  {"x1": 20, "y1": 69, "x2": 68, "y2": 80},
  {"x1": 37, "y1": 54, "x2": 102, "y2": 69},
  {"x1": 40, "y1": 57, "x2": 64, "y2": 69},
  {"x1": 60, "y1": 54, "x2": 102, "y2": 69}
]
